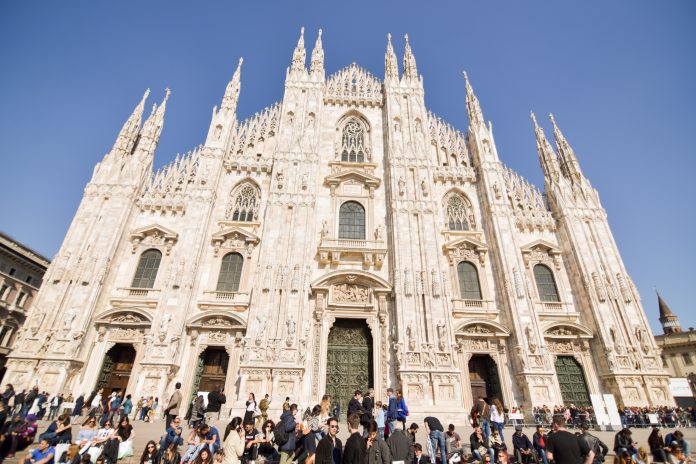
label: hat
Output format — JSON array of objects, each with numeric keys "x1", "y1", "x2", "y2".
[
  {"x1": 515, "y1": 425, "x2": 523, "y2": 431},
  {"x1": 27, "y1": 414, "x2": 37, "y2": 421}
]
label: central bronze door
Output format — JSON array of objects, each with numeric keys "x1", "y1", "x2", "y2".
[
  {"x1": 555, "y1": 356, "x2": 590, "y2": 406},
  {"x1": 97, "y1": 344, "x2": 136, "y2": 396},
  {"x1": 325, "y1": 319, "x2": 373, "y2": 419}
]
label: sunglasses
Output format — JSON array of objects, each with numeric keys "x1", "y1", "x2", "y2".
[{"x1": 330, "y1": 425, "x2": 339, "y2": 429}]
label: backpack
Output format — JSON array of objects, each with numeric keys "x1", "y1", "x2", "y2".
[{"x1": 273, "y1": 420, "x2": 289, "y2": 447}]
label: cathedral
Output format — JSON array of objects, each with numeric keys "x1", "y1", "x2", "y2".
[{"x1": 3, "y1": 28, "x2": 673, "y2": 418}]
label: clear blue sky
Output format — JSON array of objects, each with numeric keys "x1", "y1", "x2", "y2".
[{"x1": 1, "y1": 1, "x2": 694, "y2": 333}]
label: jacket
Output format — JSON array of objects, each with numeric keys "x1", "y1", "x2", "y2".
[
  {"x1": 386, "y1": 396, "x2": 398, "y2": 422},
  {"x1": 222, "y1": 429, "x2": 244, "y2": 464},
  {"x1": 206, "y1": 391, "x2": 226, "y2": 413},
  {"x1": 347, "y1": 398, "x2": 364, "y2": 420},
  {"x1": 279, "y1": 410, "x2": 297, "y2": 452},
  {"x1": 316, "y1": 435, "x2": 343, "y2": 464},
  {"x1": 512, "y1": 433, "x2": 532, "y2": 451},
  {"x1": 367, "y1": 438, "x2": 391, "y2": 464},
  {"x1": 533, "y1": 432, "x2": 547, "y2": 452},
  {"x1": 613, "y1": 432, "x2": 633, "y2": 452},
  {"x1": 412, "y1": 455, "x2": 431, "y2": 464},
  {"x1": 343, "y1": 432, "x2": 367, "y2": 464},
  {"x1": 166, "y1": 390, "x2": 182, "y2": 416},
  {"x1": 579, "y1": 432, "x2": 608, "y2": 459},
  {"x1": 470, "y1": 432, "x2": 490, "y2": 454},
  {"x1": 387, "y1": 429, "x2": 413, "y2": 463}
]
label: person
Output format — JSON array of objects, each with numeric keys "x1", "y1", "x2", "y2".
[
  {"x1": 165, "y1": 383, "x2": 183, "y2": 431},
  {"x1": 58, "y1": 443, "x2": 81, "y2": 464},
  {"x1": 243, "y1": 393, "x2": 256, "y2": 426},
  {"x1": 222, "y1": 417, "x2": 244, "y2": 464},
  {"x1": 191, "y1": 396, "x2": 205, "y2": 429},
  {"x1": 412, "y1": 443, "x2": 430, "y2": 464},
  {"x1": 665, "y1": 431, "x2": 691, "y2": 457},
  {"x1": 200, "y1": 423, "x2": 221, "y2": 454},
  {"x1": 2, "y1": 384, "x2": 15, "y2": 408},
  {"x1": 578, "y1": 423, "x2": 608, "y2": 464},
  {"x1": 666, "y1": 446, "x2": 689, "y2": 464},
  {"x1": 258, "y1": 395, "x2": 270, "y2": 428},
  {"x1": 343, "y1": 413, "x2": 366, "y2": 464},
  {"x1": 162, "y1": 444, "x2": 182, "y2": 464},
  {"x1": 423, "y1": 416, "x2": 445, "y2": 464},
  {"x1": 150, "y1": 397, "x2": 159, "y2": 422},
  {"x1": 363, "y1": 389, "x2": 375, "y2": 427},
  {"x1": 122, "y1": 395, "x2": 133, "y2": 420},
  {"x1": 206, "y1": 387, "x2": 226, "y2": 425},
  {"x1": 512, "y1": 425, "x2": 534, "y2": 464},
  {"x1": 396, "y1": 391, "x2": 409, "y2": 431},
  {"x1": 385, "y1": 389, "x2": 398, "y2": 435},
  {"x1": 279, "y1": 404, "x2": 298, "y2": 464},
  {"x1": 194, "y1": 448, "x2": 213, "y2": 464},
  {"x1": 241, "y1": 420, "x2": 258, "y2": 463},
  {"x1": 22, "y1": 438, "x2": 55, "y2": 464},
  {"x1": 533, "y1": 425, "x2": 549, "y2": 464},
  {"x1": 347, "y1": 391, "x2": 365, "y2": 426},
  {"x1": 471, "y1": 397, "x2": 491, "y2": 441},
  {"x1": 367, "y1": 420, "x2": 391, "y2": 464},
  {"x1": 76, "y1": 417, "x2": 99, "y2": 447},
  {"x1": 214, "y1": 451, "x2": 225, "y2": 464},
  {"x1": 614, "y1": 429, "x2": 638, "y2": 460},
  {"x1": 489, "y1": 427, "x2": 504, "y2": 458},
  {"x1": 254, "y1": 420, "x2": 277, "y2": 464},
  {"x1": 497, "y1": 448, "x2": 511, "y2": 464},
  {"x1": 444, "y1": 424, "x2": 464, "y2": 463},
  {"x1": 282, "y1": 398, "x2": 290, "y2": 412},
  {"x1": 547, "y1": 415, "x2": 592, "y2": 464},
  {"x1": 315, "y1": 416, "x2": 342, "y2": 464},
  {"x1": 387, "y1": 420, "x2": 413, "y2": 463},
  {"x1": 47, "y1": 395, "x2": 60, "y2": 421},
  {"x1": 161, "y1": 417, "x2": 185, "y2": 457},
  {"x1": 72, "y1": 395, "x2": 84, "y2": 418},
  {"x1": 649, "y1": 428, "x2": 668, "y2": 463},
  {"x1": 3, "y1": 413, "x2": 39, "y2": 458},
  {"x1": 113, "y1": 416, "x2": 135, "y2": 460},
  {"x1": 469, "y1": 426, "x2": 493, "y2": 463},
  {"x1": 39, "y1": 413, "x2": 71, "y2": 445},
  {"x1": 490, "y1": 398, "x2": 506, "y2": 442},
  {"x1": 140, "y1": 440, "x2": 159, "y2": 464},
  {"x1": 636, "y1": 447, "x2": 651, "y2": 464},
  {"x1": 374, "y1": 402, "x2": 385, "y2": 440}
]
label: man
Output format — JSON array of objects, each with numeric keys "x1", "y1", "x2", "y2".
[
  {"x1": 258, "y1": 394, "x2": 270, "y2": 427},
  {"x1": 316, "y1": 416, "x2": 343, "y2": 464},
  {"x1": 205, "y1": 386, "x2": 226, "y2": 424},
  {"x1": 423, "y1": 416, "x2": 446, "y2": 464},
  {"x1": 412, "y1": 444, "x2": 430, "y2": 464},
  {"x1": 407, "y1": 423, "x2": 419, "y2": 449},
  {"x1": 387, "y1": 421, "x2": 414, "y2": 463},
  {"x1": 199, "y1": 422, "x2": 221, "y2": 453},
  {"x1": 23, "y1": 387, "x2": 39, "y2": 418},
  {"x1": 532, "y1": 425, "x2": 548, "y2": 464},
  {"x1": 367, "y1": 420, "x2": 391, "y2": 464},
  {"x1": 578, "y1": 423, "x2": 608, "y2": 464},
  {"x1": 22, "y1": 438, "x2": 55, "y2": 464},
  {"x1": 89, "y1": 389, "x2": 102, "y2": 417},
  {"x1": 469, "y1": 426, "x2": 491, "y2": 463},
  {"x1": 362, "y1": 388, "x2": 375, "y2": 425},
  {"x1": 386, "y1": 388, "x2": 398, "y2": 435},
  {"x1": 343, "y1": 413, "x2": 366, "y2": 464},
  {"x1": 47, "y1": 395, "x2": 60, "y2": 421},
  {"x1": 471, "y1": 397, "x2": 491, "y2": 441},
  {"x1": 665, "y1": 430, "x2": 691, "y2": 457},
  {"x1": 242, "y1": 420, "x2": 259, "y2": 463},
  {"x1": 347, "y1": 391, "x2": 365, "y2": 432},
  {"x1": 159, "y1": 417, "x2": 184, "y2": 455},
  {"x1": 282, "y1": 397, "x2": 290, "y2": 412},
  {"x1": 546, "y1": 415, "x2": 593, "y2": 464},
  {"x1": 512, "y1": 425, "x2": 533, "y2": 464},
  {"x1": 165, "y1": 382, "x2": 182, "y2": 430},
  {"x1": 279, "y1": 403, "x2": 298, "y2": 464}
]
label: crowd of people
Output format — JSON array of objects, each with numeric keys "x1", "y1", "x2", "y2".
[
  {"x1": 530, "y1": 407, "x2": 696, "y2": 430},
  {"x1": 0, "y1": 382, "x2": 693, "y2": 464}
]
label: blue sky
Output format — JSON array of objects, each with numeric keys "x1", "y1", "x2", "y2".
[{"x1": 1, "y1": 1, "x2": 694, "y2": 333}]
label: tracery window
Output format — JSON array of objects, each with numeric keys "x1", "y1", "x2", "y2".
[
  {"x1": 457, "y1": 261, "x2": 482, "y2": 300},
  {"x1": 216, "y1": 252, "x2": 243, "y2": 292},
  {"x1": 340, "y1": 119, "x2": 367, "y2": 162},
  {"x1": 446, "y1": 194, "x2": 470, "y2": 231},
  {"x1": 131, "y1": 248, "x2": 162, "y2": 289},
  {"x1": 230, "y1": 183, "x2": 260, "y2": 222},
  {"x1": 338, "y1": 201, "x2": 366, "y2": 240},
  {"x1": 533, "y1": 264, "x2": 560, "y2": 302}
]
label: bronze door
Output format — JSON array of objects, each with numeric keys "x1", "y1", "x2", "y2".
[
  {"x1": 468, "y1": 354, "x2": 502, "y2": 403},
  {"x1": 555, "y1": 356, "x2": 590, "y2": 406},
  {"x1": 97, "y1": 344, "x2": 136, "y2": 396},
  {"x1": 325, "y1": 319, "x2": 373, "y2": 419},
  {"x1": 196, "y1": 348, "x2": 229, "y2": 393}
]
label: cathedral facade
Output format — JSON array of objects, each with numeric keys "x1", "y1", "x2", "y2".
[{"x1": 3, "y1": 29, "x2": 673, "y2": 418}]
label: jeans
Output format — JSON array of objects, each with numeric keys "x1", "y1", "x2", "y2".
[
  {"x1": 472, "y1": 449, "x2": 495, "y2": 463},
  {"x1": 429, "y1": 430, "x2": 447, "y2": 464},
  {"x1": 387, "y1": 420, "x2": 398, "y2": 435},
  {"x1": 492, "y1": 421, "x2": 504, "y2": 442},
  {"x1": 536, "y1": 449, "x2": 548, "y2": 464},
  {"x1": 378, "y1": 427, "x2": 384, "y2": 439},
  {"x1": 48, "y1": 406, "x2": 59, "y2": 421},
  {"x1": 481, "y1": 419, "x2": 491, "y2": 442}
]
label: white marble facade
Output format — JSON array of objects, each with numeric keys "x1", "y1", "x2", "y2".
[{"x1": 2, "y1": 29, "x2": 673, "y2": 418}]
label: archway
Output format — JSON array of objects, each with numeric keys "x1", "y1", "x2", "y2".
[
  {"x1": 554, "y1": 356, "x2": 590, "y2": 406},
  {"x1": 325, "y1": 319, "x2": 373, "y2": 417},
  {"x1": 468, "y1": 354, "x2": 502, "y2": 403},
  {"x1": 191, "y1": 347, "x2": 230, "y2": 396},
  {"x1": 97, "y1": 344, "x2": 136, "y2": 395}
]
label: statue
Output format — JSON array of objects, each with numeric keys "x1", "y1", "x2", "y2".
[
  {"x1": 398, "y1": 177, "x2": 406, "y2": 197},
  {"x1": 374, "y1": 224, "x2": 384, "y2": 241},
  {"x1": 255, "y1": 315, "x2": 267, "y2": 346},
  {"x1": 321, "y1": 220, "x2": 330, "y2": 238},
  {"x1": 285, "y1": 316, "x2": 296, "y2": 347},
  {"x1": 62, "y1": 307, "x2": 78, "y2": 334},
  {"x1": 301, "y1": 173, "x2": 309, "y2": 190},
  {"x1": 436, "y1": 320, "x2": 446, "y2": 351},
  {"x1": 406, "y1": 322, "x2": 416, "y2": 351},
  {"x1": 159, "y1": 312, "x2": 172, "y2": 342},
  {"x1": 420, "y1": 179, "x2": 429, "y2": 197}
]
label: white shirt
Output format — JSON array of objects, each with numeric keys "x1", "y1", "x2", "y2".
[{"x1": 490, "y1": 405, "x2": 505, "y2": 423}]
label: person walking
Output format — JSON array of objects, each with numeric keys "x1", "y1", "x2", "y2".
[
  {"x1": 471, "y1": 397, "x2": 491, "y2": 441},
  {"x1": 206, "y1": 387, "x2": 226, "y2": 425},
  {"x1": 385, "y1": 388, "x2": 398, "y2": 436},
  {"x1": 490, "y1": 398, "x2": 506, "y2": 442},
  {"x1": 165, "y1": 383, "x2": 183, "y2": 431},
  {"x1": 342, "y1": 413, "x2": 366, "y2": 464},
  {"x1": 278, "y1": 404, "x2": 298, "y2": 464},
  {"x1": 243, "y1": 393, "x2": 256, "y2": 426},
  {"x1": 257, "y1": 394, "x2": 270, "y2": 429},
  {"x1": 546, "y1": 415, "x2": 592, "y2": 464},
  {"x1": 578, "y1": 423, "x2": 608, "y2": 464}
]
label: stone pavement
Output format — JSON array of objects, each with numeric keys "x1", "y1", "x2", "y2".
[{"x1": 10, "y1": 418, "x2": 696, "y2": 464}]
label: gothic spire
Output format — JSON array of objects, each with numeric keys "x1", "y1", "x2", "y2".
[
  {"x1": 402, "y1": 34, "x2": 418, "y2": 80},
  {"x1": 657, "y1": 292, "x2": 682, "y2": 334},
  {"x1": 221, "y1": 58, "x2": 243, "y2": 112},
  {"x1": 530, "y1": 111, "x2": 560, "y2": 181},
  {"x1": 310, "y1": 29, "x2": 324, "y2": 78},
  {"x1": 111, "y1": 88, "x2": 150, "y2": 156},
  {"x1": 290, "y1": 27, "x2": 307, "y2": 73},
  {"x1": 138, "y1": 88, "x2": 170, "y2": 155},
  {"x1": 549, "y1": 113, "x2": 583, "y2": 183},
  {"x1": 385, "y1": 33, "x2": 399, "y2": 81},
  {"x1": 463, "y1": 71, "x2": 485, "y2": 129}
]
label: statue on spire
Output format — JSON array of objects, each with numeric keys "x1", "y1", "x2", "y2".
[
  {"x1": 530, "y1": 111, "x2": 560, "y2": 181},
  {"x1": 290, "y1": 27, "x2": 307, "y2": 73},
  {"x1": 137, "y1": 88, "x2": 170, "y2": 155},
  {"x1": 221, "y1": 57, "x2": 243, "y2": 112},
  {"x1": 402, "y1": 34, "x2": 418, "y2": 80},
  {"x1": 310, "y1": 29, "x2": 324, "y2": 78},
  {"x1": 111, "y1": 89, "x2": 150, "y2": 156},
  {"x1": 385, "y1": 33, "x2": 399, "y2": 81},
  {"x1": 549, "y1": 113, "x2": 583, "y2": 182},
  {"x1": 463, "y1": 72, "x2": 485, "y2": 129}
]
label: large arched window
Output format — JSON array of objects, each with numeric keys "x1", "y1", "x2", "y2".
[
  {"x1": 216, "y1": 253, "x2": 244, "y2": 292},
  {"x1": 340, "y1": 119, "x2": 367, "y2": 162},
  {"x1": 457, "y1": 261, "x2": 482, "y2": 300},
  {"x1": 338, "y1": 201, "x2": 366, "y2": 239},
  {"x1": 229, "y1": 183, "x2": 260, "y2": 222},
  {"x1": 534, "y1": 264, "x2": 560, "y2": 302},
  {"x1": 445, "y1": 193, "x2": 470, "y2": 231},
  {"x1": 131, "y1": 249, "x2": 162, "y2": 289}
]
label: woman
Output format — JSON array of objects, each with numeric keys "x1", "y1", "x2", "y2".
[
  {"x1": 637, "y1": 447, "x2": 651, "y2": 464},
  {"x1": 490, "y1": 398, "x2": 506, "y2": 442},
  {"x1": 318, "y1": 395, "x2": 331, "y2": 435},
  {"x1": 194, "y1": 448, "x2": 214, "y2": 464},
  {"x1": 222, "y1": 417, "x2": 244, "y2": 464},
  {"x1": 162, "y1": 443, "x2": 182, "y2": 464},
  {"x1": 244, "y1": 394, "x2": 256, "y2": 426},
  {"x1": 395, "y1": 390, "x2": 408, "y2": 430},
  {"x1": 254, "y1": 420, "x2": 276, "y2": 464},
  {"x1": 149, "y1": 398, "x2": 159, "y2": 422},
  {"x1": 114, "y1": 416, "x2": 135, "y2": 460},
  {"x1": 307, "y1": 405, "x2": 322, "y2": 442},
  {"x1": 140, "y1": 440, "x2": 159, "y2": 464},
  {"x1": 58, "y1": 444, "x2": 81, "y2": 464},
  {"x1": 648, "y1": 428, "x2": 668, "y2": 463},
  {"x1": 73, "y1": 395, "x2": 85, "y2": 417},
  {"x1": 122, "y1": 395, "x2": 133, "y2": 419},
  {"x1": 190, "y1": 396, "x2": 205, "y2": 428},
  {"x1": 182, "y1": 425, "x2": 205, "y2": 464},
  {"x1": 76, "y1": 417, "x2": 99, "y2": 447},
  {"x1": 489, "y1": 428, "x2": 504, "y2": 457},
  {"x1": 39, "y1": 413, "x2": 71, "y2": 445}
]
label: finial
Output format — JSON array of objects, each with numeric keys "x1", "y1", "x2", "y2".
[
  {"x1": 387, "y1": 32, "x2": 392, "y2": 42},
  {"x1": 549, "y1": 113, "x2": 557, "y2": 126},
  {"x1": 404, "y1": 33, "x2": 409, "y2": 43},
  {"x1": 300, "y1": 26, "x2": 305, "y2": 39},
  {"x1": 318, "y1": 28, "x2": 322, "y2": 38},
  {"x1": 530, "y1": 111, "x2": 538, "y2": 126},
  {"x1": 238, "y1": 57, "x2": 244, "y2": 66},
  {"x1": 143, "y1": 88, "x2": 151, "y2": 100},
  {"x1": 164, "y1": 88, "x2": 171, "y2": 99}
]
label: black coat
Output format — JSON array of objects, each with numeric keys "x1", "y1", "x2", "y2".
[
  {"x1": 206, "y1": 391, "x2": 226, "y2": 413},
  {"x1": 316, "y1": 435, "x2": 343, "y2": 464},
  {"x1": 347, "y1": 399, "x2": 364, "y2": 421},
  {"x1": 343, "y1": 432, "x2": 367, "y2": 464}
]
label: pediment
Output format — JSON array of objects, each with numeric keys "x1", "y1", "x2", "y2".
[
  {"x1": 443, "y1": 236, "x2": 488, "y2": 265},
  {"x1": 455, "y1": 319, "x2": 510, "y2": 337},
  {"x1": 95, "y1": 308, "x2": 153, "y2": 327},
  {"x1": 211, "y1": 226, "x2": 260, "y2": 257},
  {"x1": 324, "y1": 169, "x2": 381, "y2": 188},
  {"x1": 520, "y1": 239, "x2": 561, "y2": 268},
  {"x1": 542, "y1": 321, "x2": 593, "y2": 339},
  {"x1": 187, "y1": 311, "x2": 246, "y2": 329},
  {"x1": 129, "y1": 224, "x2": 179, "y2": 254},
  {"x1": 520, "y1": 239, "x2": 560, "y2": 254}
]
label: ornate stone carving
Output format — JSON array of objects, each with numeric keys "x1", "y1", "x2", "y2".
[{"x1": 332, "y1": 283, "x2": 369, "y2": 303}]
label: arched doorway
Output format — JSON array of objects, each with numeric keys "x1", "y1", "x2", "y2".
[
  {"x1": 325, "y1": 319, "x2": 373, "y2": 417},
  {"x1": 468, "y1": 354, "x2": 502, "y2": 403},
  {"x1": 191, "y1": 347, "x2": 230, "y2": 396},
  {"x1": 554, "y1": 356, "x2": 590, "y2": 406},
  {"x1": 97, "y1": 344, "x2": 136, "y2": 395}
]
